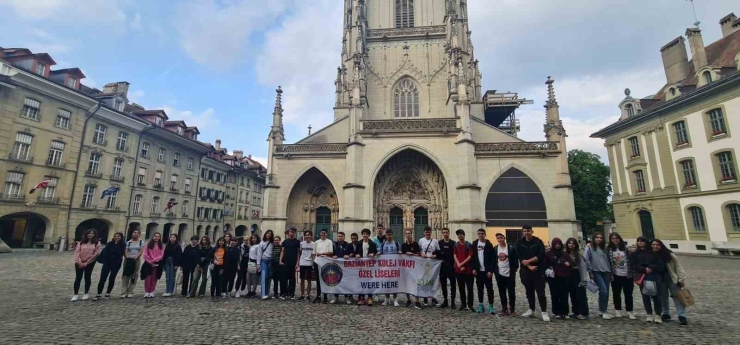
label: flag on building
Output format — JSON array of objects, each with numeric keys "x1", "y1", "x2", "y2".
[
  {"x1": 164, "y1": 200, "x2": 179, "y2": 211},
  {"x1": 101, "y1": 186, "x2": 120, "y2": 199},
  {"x1": 29, "y1": 179, "x2": 51, "y2": 194}
]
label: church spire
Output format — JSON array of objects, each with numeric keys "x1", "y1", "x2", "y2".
[
  {"x1": 268, "y1": 86, "x2": 285, "y2": 144},
  {"x1": 544, "y1": 77, "x2": 564, "y2": 138}
]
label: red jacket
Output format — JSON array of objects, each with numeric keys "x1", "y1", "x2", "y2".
[{"x1": 454, "y1": 241, "x2": 473, "y2": 275}]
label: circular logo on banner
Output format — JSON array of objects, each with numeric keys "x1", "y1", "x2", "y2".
[{"x1": 321, "y1": 263, "x2": 343, "y2": 287}]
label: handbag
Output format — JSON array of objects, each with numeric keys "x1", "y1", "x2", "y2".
[
  {"x1": 545, "y1": 268, "x2": 555, "y2": 278},
  {"x1": 676, "y1": 288, "x2": 695, "y2": 307},
  {"x1": 248, "y1": 262, "x2": 258, "y2": 274},
  {"x1": 176, "y1": 268, "x2": 183, "y2": 285},
  {"x1": 634, "y1": 273, "x2": 645, "y2": 286},
  {"x1": 642, "y1": 275, "x2": 658, "y2": 296},
  {"x1": 586, "y1": 280, "x2": 599, "y2": 294}
]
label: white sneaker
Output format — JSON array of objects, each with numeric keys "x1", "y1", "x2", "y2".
[
  {"x1": 119, "y1": 294, "x2": 126, "y2": 299},
  {"x1": 627, "y1": 312, "x2": 636, "y2": 320},
  {"x1": 601, "y1": 313, "x2": 614, "y2": 320},
  {"x1": 645, "y1": 315, "x2": 653, "y2": 323},
  {"x1": 81, "y1": 294, "x2": 89, "y2": 301},
  {"x1": 70, "y1": 295, "x2": 79, "y2": 302},
  {"x1": 381, "y1": 300, "x2": 388, "y2": 306},
  {"x1": 541, "y1": 312, "x2": 550, "y2": 322},
  {"x1": 394, "y1": 300, "x2": 400, "y2": 307},
  {"x1": 261, "y1": 295, "x2": 269, "y2": 300},
  {"x1": 162, "y1": 293, "x2": 171, "y2": 297},
  {"x1": 346, "y1": 299, "x2": 352, "y2": 305},
  {"x1": 653, "y1": 317, "x2": 662, "y2": 324},
  {"x1": 235, "y1": 291, "x2": 241, "y2": 298},
  {"x1": 126, "y1": 294, "x2": 134, "y2": 298},
  {"x1": 522, "y1": 309, "x2": 534, "y2": 318},
  {"x1": 330, "y1": 298, "x2": 337, "y2": 304},
  {"x1": 614, "y1": 310, "x2": 622, "y2": 318}
]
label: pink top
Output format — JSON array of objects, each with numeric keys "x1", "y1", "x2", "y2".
[
  {"x1": 74, "y1": 242, "x2": 101, "y2": 265},
  {"x1": 144, "y1": 242, "x2": 165, "y2": 265}
]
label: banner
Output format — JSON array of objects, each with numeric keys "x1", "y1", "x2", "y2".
[{"x1": 315, "y1": 254, "x2": 441, "y2": 297}]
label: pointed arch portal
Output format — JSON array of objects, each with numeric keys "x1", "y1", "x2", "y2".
[
  {"x1": 286, "y1": 167, "x2": 339, "y2": 236},
  {"x1": 485, "y1": 168, "x2": 547, "y2": 232}
]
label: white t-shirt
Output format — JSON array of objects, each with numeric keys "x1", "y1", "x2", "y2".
[
  {"x1": 299, "y1": 241, "x2": 314, "y2": 266},
  {"x1": 497, "y1": 245, "x2": 510, "y2": 277},
  {"x1": 362, "y1": 241, "x2": 370, "y2": 257},
  {"x1": 314, "y1": 238, "x2": 333, "y2": 256},
  {"x1": 611, "y1": 250, "x2": 628, "y2": 277},
  {"x1": 418, "y1": 237, "x2": 440, "y2": 258},
  {"x1": 477, "y1": 241, "x2": 486, "y2": 272}
]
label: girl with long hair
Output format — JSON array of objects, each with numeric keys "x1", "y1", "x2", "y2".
[
  {"x1": 141, "y1": 232, "x2": 165, "y2": 298},
  {"x1": 271, "y1": 235, "x2": 283, "y2": 299},
  {"x1": 188, "y1": 236, "x2": 212, "y2": 298},
  {"x1": 585, "y1": 232, "x2": 614, "y2": 319},
  {"x1": 71, "y1": 229, "x2": 101, "y2": 301},
  {"x1": 257, "y1": 230, "x2": 275, "y2": 299},
  {"x1": 94, "y1": 232, "x2": 125, "y2": 301},
  {"x1": 608, "y1": 232, "x2": 635, "y2": 319},
  {"x1": 246, "y1": 234, "x2": 261, "y2": 297},
  {"x1": 121, "y1": 229, "x2": 144, "y2": 298},
  {"x1": 654, "y1": 239, "x2": 689, "y2": 325},
  {"x1": 162, "y1": 233, "x2": 182, "y2": 297},
  {"x1": 209, "y1": 237, "x2": 228, "y2": 300},
  {"x1": 636, "y1": 238, "x2": 668, "y2": 323},
  {"x1": 545, "y1": 238, "x2": 573, "y2": 319},
  {"x1": 565, "y1": 238, "x2": 588, "y2": 319},
  {"x1": 235, "y1": 235, "x2": 251, "y2": 297}
]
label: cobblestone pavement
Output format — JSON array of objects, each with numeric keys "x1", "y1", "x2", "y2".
[{"x1": 0, "y1": 251, "x2": 737, "y2": 345}]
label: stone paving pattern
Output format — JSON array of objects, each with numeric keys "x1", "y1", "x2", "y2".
[{"x1": 0, "y1": 252, "x2": 738, "y2": 345}]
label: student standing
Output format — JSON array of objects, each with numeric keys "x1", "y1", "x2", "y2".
[
  {"x1": 256, "y1": 230, "x2": 275, "y2": 300},
  {"x1": 120, "y1": 229, "x2": 144, "y2": 298},
  {"x1": 418, "y1": 226, "x2": 440, "y2": 306},
  {"x1": 188, "y1": 236, "x2": 211, "y2": 298},
  {"x1": 608, "y1": 232, "x2": 635, "y2": 319},
  {"x1": 379, "y1": 229, "x2": 402, "y2": 307},
  {"x1": 162, "y1": 234, "x2": 182, "y2": 297},
  {"x1": 636, "y1": 239, "x2": 668, "y2": 324},
  {"x1": 235, "y1": 235, "x2": 251, "y2": 297},
  {"x1": 270, "y1": 236, "x2": 283, "y2": 299},
  {"x1": 141, "y1": 232, "x2": 165, "y2": 298},
  {"x1": 546, "y1": 238, "x2": 573, "y2": 319},
  {"x1": 493, "y1": 233, "x2": 518, "y2": 316},
  {"x1": 224, "y1": 237, "x2": 241, "y2": 297},
  {"x1": 209, "y1": 237, "x2": 228, "y2": 300},
  {"x1": 585, "y1": 232, "x2": 614, "y2": 319},
  {"x1": 371, "y1": 224, "x2": 385, "y2": 250},
  {"x1": 565, "y1": 238, "x2": 589, "y2": 319},
  {"x1": 94, "y1": 232, "x2": 125, "y2": 301},
  {"x1": 437, "y1": 228, "x2": 456, "y2": 309},
  {"x1": 453, "y1": 229, "x2": 474, "y2": 312},
  {"x1": 181, "y1": 235, "x2": 200, "y2": 296},
  {"x1": 471, "y1": 229, "x2": 496, "y2": 315},
  {"x1": 245, "y1": 235, "x2": 261, "y2": 297},
  {"x1": 298, "y1": 231, "x2": 315, "y2": 301},
  {"x1": 71, "y1": 229, "x2": 102, "y2": 301},
  {"x1": 658, "y1": 239, "x2": 689, "y2": 325},
  {"x1": 313, "y1": 229, "x2": 333, "y2": 303},
  {"x1": 280, "y1": 228, "x2": 301, "y2": 299},
  {"x1": 516, "y1": 225, "x2": 549, "y2": 322},
  {"x1": 354, "y1": 228, "x2": 378, "y2": 306},
  {"x1": 332, "y1": 231, "x2": 354, "y2": 304},
  {"x1": 402, "y1": 229, "x2": 423, "y2": 310}
]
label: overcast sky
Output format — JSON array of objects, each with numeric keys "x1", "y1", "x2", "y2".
[{"x1": 1, "y1": 0, "x2": 737, "y2": 163}]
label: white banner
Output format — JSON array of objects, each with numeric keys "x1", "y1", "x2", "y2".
[{"x1": 315, "y1": 254, "x2": 441, "y2": 297}]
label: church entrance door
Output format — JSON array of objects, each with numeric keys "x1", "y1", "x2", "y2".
[{"x1": 389, "y1": 207, "x2": 404, "y2": 243}]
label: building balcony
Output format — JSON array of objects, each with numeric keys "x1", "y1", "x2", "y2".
[
  {"x1": 85, "y1": 170, "x2": 103, "y2": 178},
  {"x1": 181, "y1": 213, "x2": 189, "y2": 218},
  {"x1": 0, "y1": 193, "x2": 25, "y2": 202},
  {"x1": 137, "y1": 182, "x2": 146, "y2": 187},
  {"x1": 150, "y1": 212, "x2": 161, "y2": 217},
  {"x1": 92, "y1": 139, "x2": 108, "y2": 146},
  {"x1": 116, "y1": 145, "x2": 129, "y2": 153},
  {"x1": 79, "y1": 203, "x2": 96, "y2": 209},
  {"x1": 132, "y1": 210, "x2": 142, "y2": 215},
  {"x1": 166, "y1": 212, "x2": 176, "y2": 219},
  {"x1": 7, "y1": 153, "x2": 33, "y2": 164},
  {"x1": 153, "y1": 184, "x2": 164, "y2": 190},
  {"x1": 105, "y1": 205, "x2": 121, "y2": 211},
  {"x1": 37, "y1": 196, "x2": 59, "y2": 204},
  {"x1": 184, "y1": 189, "x2": 192, "y2": 194},
  {"x1": 170, "y1": 187, "x2": 179, "y2": 193},
  {"x1": 45, "y1": 159, "x2": 66, "y2": 169},
  {"x1": 110, "y1": 174, "x2": 125, "y2": 182}
]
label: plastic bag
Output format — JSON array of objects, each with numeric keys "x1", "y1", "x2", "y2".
[
  {"x1": 642, "y1": 280, "x2": 658, "y2": 296},
  {"x1": 586, "y1": 280, "x2": 599, "y2": 294}
]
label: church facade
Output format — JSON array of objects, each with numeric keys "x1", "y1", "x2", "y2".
[{"x1": 262, "y1": 0, "x2": 577, "y2": 243}]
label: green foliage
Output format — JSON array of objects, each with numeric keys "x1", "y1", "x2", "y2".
[{"x1": 568, "y1": 149, "x2": 612, "y2": 237}]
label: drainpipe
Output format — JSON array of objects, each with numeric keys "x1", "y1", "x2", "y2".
[
  {"x1": 64, "y1": 102, "x2": 101, "y2": 249},
  {"x1": 124, "y1": 125, "x2": 155, "y2": 239}
]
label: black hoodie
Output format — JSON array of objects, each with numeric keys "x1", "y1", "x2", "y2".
[
  {"x1": 516, "y1": 235, "x2": 546, "y2": 273},
  {"x1": 163, "y1": 242, "x2": 182, "y2": 267},
  {"x1": 181, "y1": 244, "x2": 199, "y2": 270}
]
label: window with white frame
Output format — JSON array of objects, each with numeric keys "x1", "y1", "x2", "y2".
[
  {"x1": 106, "y1": 189, "x2": 118, "y2": 209},
  {"x1": 82, "y1": 185, "x2": 95, "y2": 208},
  {"x1": 708, "y1": 108, "x2": 727, "y2": 136},
  {"x1": 158, "y1": 147, "x2": 165, "y2": 162},
  {"x1": 93, "y1": 124, "x2": 107, "y2": 144},
  {"x1": 114, "y1": 100, "x2": 123, "y2": 112},
  {"x1": 177, "y1": 127, "x2": 184, "y2": 135},
  {"x1": 395, "y1": 0, "x2": 414, "y2": 28},
  {"x1": 35, "y1": 62, "x2": 46, "y2": 76},
  {"x1": 141, "y1": 142, "x2": 150, "y2": 158},
  {"x1": 680, "y1": 160, "x2": 697, "y2": 188},
  {"x1": 728, "y1": 203, "x2": 740, "y2": 232},
  {"x1": 87, "y1": 153, "x2": 102, "y2": 174},
  {"x1": 151, "y1": 196, "x2": 160, "y2": 213},
  {"x1": 55, "y1": 109, "x2": 71, "y2": 129},
  {"x1": 40, "y1": 177, "x2": 58, "y2": 200},
  {"x1": 717, "y1": 151, "x2": 737, "y2": 182},
  {"x1": 187, "y1": 157, "x2": 193, "y2": 170},
  {"x1": 393, "y1": 79, "x2": 420, "y2": 118},
  {"x1": 154, "y1": 170, "x2": 162, "y2": 187},
  {"x1": 21, "y1": 98, "x2": 41, "y2": 120},
  {"x1": 170, "y1": 174, "x2": 178, "y2": 190},
  {"x1": 112, "y1": 158, "x2": 124, "y2": 179},
  {"x1": 13, "y1": 133, "x2": 33, "y2": 160},
  {"x1": 47, "y1": 141, "x2": 65, "y2": 166},
  {"x1": 133, "y1": 194, "x2": 143, "y2": 214},
  {"x1": 3, "y1": 172, "x2": 24, "y2": 197},
  {"x1": 673, "y1": 121, "x2": 688, "y2": 146},
  {"x1": 116, "y1": 132, "x2": 128, "y2": 151},
  {"x1": 182, "y1": 200, "x2": 189, "y2": 215},
  {"x1": 628, "y1": 136, "x2": 640, "y2": 158},
  {"x1": 185, "y1": 177, "x2": 192, "y2": 193},
  {"x1": 155, "y1": 117, "x2": 163, "y2": 126},
  {"x1": 66, "y1": 76, "x2": 77, "y2": 88},
  {"x1": 689, "y1": 206, "x2": 706, "y2": 232},
  {"x1": 137, "y1": 167, "x2": 146, "y2": 185},
  {"x1": 173, "y1": 153, "x2": 180, "y2": 167},
  {"x1": 634, "y1": 170, "x2": 646, "y2": 193}
]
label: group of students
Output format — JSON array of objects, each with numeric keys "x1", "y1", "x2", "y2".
[{"x1": 70, "y1": 224, "x2": 690, "y2": 325}]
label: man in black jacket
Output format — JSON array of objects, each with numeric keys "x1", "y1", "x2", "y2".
[
  {"x1": 437, "y1": 227, "x2": 456, "y2": 309},
  {"x1": 332, "y1": 232, "x2": 354, "y2": 304},
  {"x1": 493, "y1": 233, "x2": 518, "y2": 316},
  {"x1": 471, "y1": 228, "x2": 496, "y2": 315},
  {"x1": 515, "y1": 224, "x2": 549, "y2": 322},
  {"x1": 181, "y1": 235, "x2": 200, "y2": 296},
  {"x1": 354, "y1": 229, "x2": 378, "y2": 306}
]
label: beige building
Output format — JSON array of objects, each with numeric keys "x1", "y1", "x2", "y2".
[
  {"x1": 262, "y1": 0, "x2": 577, "y2": 243},
  {"x1": 195, "y1": 145, "x2": 231, "y2": 242},
  {"x1": 591, "y1": 14, "x2": 740, "y2": 254}
]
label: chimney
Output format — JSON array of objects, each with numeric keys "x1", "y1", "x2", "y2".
[
  {"x1": 233, "y1": 150, "x2": 243, "y2": 159},
  {"x1": 686, "y1": 28, "x2": 708, "y2": 72},
  {"x1": 720, "y1": 13, "x2": 739, "y2": 38},
  {"x1": 215, "y1": 139, "x2": 221, "y2": 150},
  {"x1": 660, "y1": 37, "x2": 690, "y2": 85},
  {"x1": 102, "y1": 81, "x2": 130, "y2": 98}
]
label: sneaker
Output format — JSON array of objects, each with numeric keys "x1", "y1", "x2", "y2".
[
  {"x1": 438, "y1": 300, "x2": 448, "y2": 309},
  {"x1": 120, "y1": 294, "x2": 127, "y2": 299},
  {"x1": 330, "y1": 298, "x2": 337, "y2": 304},
  {"x1": 627, "y1": 312, "x2": 636, "y2": 320},
  {"x1": 70, "y1": 295, "x2": 79, "y2": 302},
  {"x1": 381, "y1": 300, "x2": 388, "y2": 306},
  {"x1": 501, "y1": 309, "x2": 509, "y2": 316},
  {"x1": 458, "y1": 304, "x2": 466, "y2": 311},
  {"x1": 406, "y1": 300, "x2": 412, "y2": 308},
  {"x1": 509, "y1": 309, "x2": 516, "y2": 317},
  {"x1": 297, "y1": 295, "x2": 305, "y2": 301},
  {"x1": 615, "y1": 310, "x2": 622, "y2": 318},
  {"x1": 414, "y1": 302, "x2": 423, "y2": 310},
  {"x1": 476, "y1": 304, "x2": 484, "y2": 313},
  {"x1": 568, "y1": 313, "x2": 577, "y2": 318},
  {"x1": 280, "y1": 296, "x2": 287, "y2": 300},
  {"x1": 93, "y1": 295, "x2": 101, "y2": 301},
  {"x1": 81, "y1": 294, "x2": 89, "y2": 301},
  {"x1": 576, "y1": 315, "x2": 587, "y2": 320},
  {"x1": 679, "y1": 316, "x2": 688, "y2": 325},
  {"x1": 357, "y1": 298, "x2": 365, "y2": 306},
  {"x1": 432, "y1": 298, "x2": 439, "y2": 307},
  {"x1": 235, "y1": 291, "x2": 241, "y2": 298},
  {"x1": 450, "y1": 303, "x2": 457, "y2": 310},
  {"x1": 313, "y1": 297, "x2": 321, "y2": 304},
  {"x1": 323, "y1": 296, "x2": 328, "y2": 304},
  {"x1": 488, "y1": 304, "x2": 496, "y2": 315},
  {"x1": 394, "y1": 300, "x2": 400, "y2": 307},
  {"x1": 564, "y1": 315, "x2": 570, "y2": 319},
  {"x1": 522, "y1": 309, "x2": 534, "y2": 318},
  {"x1": 661, "y1": 314, "x2": 671, "y2": 322},
  {"x1": 541, "y1": 312, "x2": 550, "y2": 322},
  {"x1": 261, "y1": 295, "x2": 269, "y2": 300},
  {"x1": 346, "y1": 299, "x2": 353, "y2": 305},
  {"x1": 367, "y1": 297, "x2": 374, "y2": 306},
  {"x1": 601, "y1": 313, "x2": 614, "y2": 320},
  {"x1": 126, "y1": 294, "x2": 134, "y2": 298},
  {"x1": 654, "y1": 317, "x2": 662, "y2": 324},
  {"x1": 104, "y1": 294, "x2": 110, "y2": 298},
  {"x1": 162, "y1": 293, "x2": 171, "y2": 297},
  {"x1": 645, "y1": 315, "x2": 654, "y2": 323}
]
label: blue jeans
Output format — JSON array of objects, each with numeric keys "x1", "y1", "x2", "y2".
[
  {"x1": 260, "y1": 260, "x2": 271, "y2": 297},
  {"x1": 592, "y1": 271, "x2": 611, "y2": 313},
  {"x1": 662, "y1": 284, "x2": 686, "y2": 317},
  {"x1": 165, "y1": 257, "x2": 176, "y2": 294}
]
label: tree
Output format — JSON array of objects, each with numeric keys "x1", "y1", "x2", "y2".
[{"x1": 568, "y1": 149, "x2": 612, "y2": 238}]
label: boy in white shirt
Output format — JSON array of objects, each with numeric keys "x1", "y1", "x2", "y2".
[
  {"x1": 298, "y1": 231, "x2": 315, "y2": 301},
  {"x1": 313, "y1": 228, "x2": 334, "y2": 304},
  {"x1": 418, "y1": 226, "x2": 440, "y2": 306}
]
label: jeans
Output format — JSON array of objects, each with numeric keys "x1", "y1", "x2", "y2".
[
  {"x1": 495, "y1": 273, "x2": 516, "y2": 311},
  {"x1": 456, "y1": 273, "x2": 474, "y2": 308},
  {"x1": 284, "y1": 261, "x2": 297, "y2": 297},
  {"x1": 181, "y1": 267, "x2": 194, "y2": 296},
  {"x1": 520, "y1": 268, "x2": 547, "y2": 312},
  {"x1": 96, "y1": 262, "x2": 121, "y2": 295},
  {"x1": 568, "y1": 272, "x2": 589, "y2": 316},
  {"x1": 611, "y1": 275, "x2": 634, "y2": 312},
  {"x1": 475, "y1": 271, "x2": 494, "y2": 305},
  {"x1": 661, "y1": 283, "x2": 686, "y2": 317},
  {"x1": 73, "y1": 263, "x2": 96, "y2": 294},
  {"x1": 211, "y1": 265, "x2": 224, "y2": 297},
  {"x1": 642, "y1": 294, "x2": 662, "y2": 315},
  {"x1": 440, "y1": 263, "x2": 456, "y2": 303},
  {"x1": 548, "y1": 277, "x2": 570, "y2": 316},
  {"x1": 261, "y1": 260, "x2": 271, "y2": 297},
  {"x1": 592, "y1": 271, "x2": 611, "y2": 313},
  {"x1": 165, "y1": 257, "x2": 176, "y2": 294},
  {"x1": 189, "y1": 266, "x2": 208, "y2": 297}
]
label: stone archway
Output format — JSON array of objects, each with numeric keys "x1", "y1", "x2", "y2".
[
  {"x1": 127, "y1": 222, "x2": 141, "y2": 240},
  {"x1": 196, "y1": 225, "x2": 203, "y2": 238},
  {"x1": 163, "y1": 223, "x2": 176, "y2": 241},
  {"x1": 286, "y1": 167, "x2": 339, "y2": 235},
  {"x1": 235, "y1": 225, "x2": 248, "y2": 238},
  {"x1": 75, "y1": 219, "x2": 112, "y2": 243},
  {"x1": 373, "y1": 149, "x2": 448, "y2": 237},
  {"x1": 145, "y1": 222, "x2": 159, "y2": 240},
  {"x1": 178, "y1": 223, "x2": 188, "y2": 243},
  {"x1": 0, "y1": 212, "x2": 51, "y2": 248}
]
